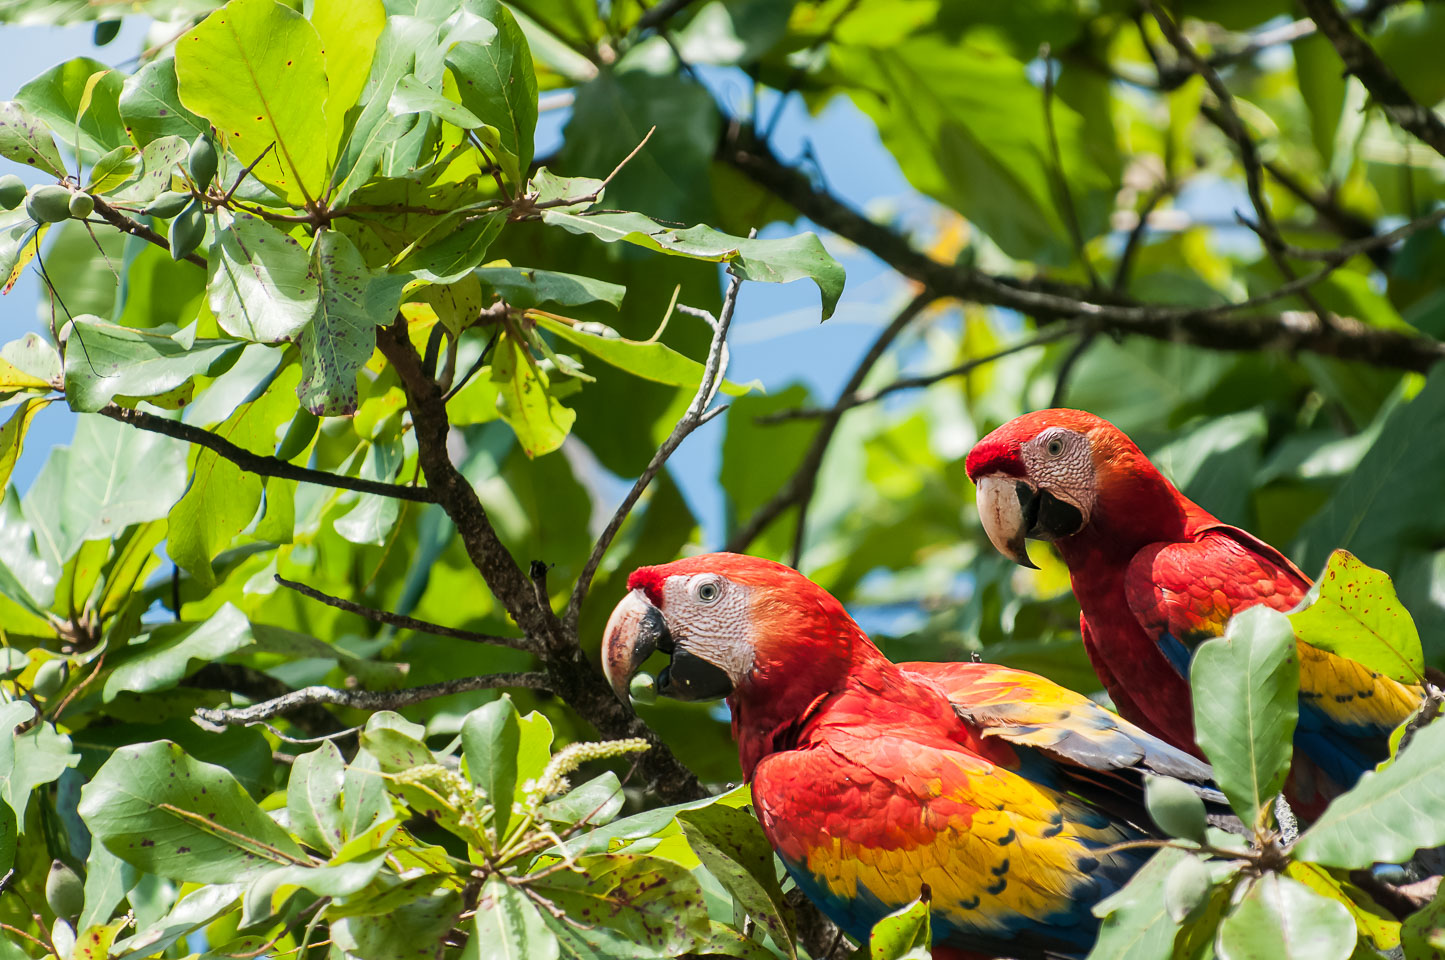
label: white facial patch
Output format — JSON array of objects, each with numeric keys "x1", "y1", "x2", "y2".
[
  {"x1": 1021, "y1": 426, "x2": 1097, "y2": 519},
  {"x1": 662, "y1": 574, "x2": 756, "y2": 684}
]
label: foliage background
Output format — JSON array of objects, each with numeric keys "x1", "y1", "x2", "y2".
[{"x1": 0, "y1": 0, "x2": 1443, "y2": 958}]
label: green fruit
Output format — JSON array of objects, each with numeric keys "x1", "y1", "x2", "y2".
[
  {"x1": 275, "y1": 410, "x2": 319, "y2": 461},
  {"x1": 188, "y1": 135, "x2": 218, "y2": 192},
  {"x1": 45, "y1": 860, "x2": 84, "y2": 921},
  {"x1": 31, "y1": 658, "x2": 68, "y2": 698},
  {"x1": 169, "y1": 199, "x2": 205, "y2": 261},
  {"x1": 144, "y1": 190, "x2": 191, "y2": 218},
  {"x1": 93, "y1": 19, "x2": 122, "y2": 46},
  {"x1": 0, "y1": 174, "x2": 24, "y2": 210},
  {"x1": 68, "y1": 192, "x2": 94, "y2": 219},
  {"x1": 1163, "y1": 855, "x2": 1212, "y2": 923},
  {"x1": 628, "y1": 672, "x2": 657, "y2": 705},
  {"x1": 24, "y1": 184, "x2": 72, "y2": 223},
  {"x1": 1144, "y1": 775, "x2": 1209, "y2": 843}
]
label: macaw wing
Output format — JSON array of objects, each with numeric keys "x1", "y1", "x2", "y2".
[
  {"x1": 904, "y1": 661, "x2": 1221, "y2": 802},
  {"x1": 752, "y1": 724, "x2": 1145, "y2": 960},
  {"x1": 1123, "y1": 525, "x2": 1309, "y2": 677}
]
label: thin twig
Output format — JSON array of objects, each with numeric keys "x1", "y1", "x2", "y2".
[
  {"x1": 526, "y1": 128, "x2": 656, "y2": 214},
  {"x1": 101, "y1": 406, "x2": 437, "y2": 503},
  {"x1": 634, "y1": 0, "x2": 701, "y2": 32},
  {"x1": 1113, "y1": 182, "x2": 1171, "y2": 293},
  {"x1": 194, "y1": 673, "x2": 552, "y2": 726},
  {"x1": 565, "y1": 264, "x2": 746, "y2": 631},
  {"x1": 222, "y1": 142, "x2": 276, "y2": 204},
  {"x1": 273, "y1": 575, "x2": 535, "y2": 652}
]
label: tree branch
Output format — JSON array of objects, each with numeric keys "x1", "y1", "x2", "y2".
[
  {"x1": 273, "y1": 575, "x2": 537, "y2": 652},
  {"x1": 566, "y1": 269, "x2": 744, "y2": 630},
  {"x1": 194, "y1": 672, "x2": 552, "y2": 726},
  {"x1": 101, "y1": 405, "x2": 437, "y2": 502},
  {"x1": 1298, "y1": 0, "x2": 1445, "y2": 160},
  {"x1": 720, "y1": 131, "x2": 1445, "y2": 373},
  {"x1": 90, "y1": 196, "x2": 207, "y2": 269}
]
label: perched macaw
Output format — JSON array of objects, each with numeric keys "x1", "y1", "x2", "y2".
[
  {"x1": 602, "y1": 553, "x2": 1227, "y2": 960},
  {"x1": 964, "y1": 408, "x2": 1422, "y2": 817}
]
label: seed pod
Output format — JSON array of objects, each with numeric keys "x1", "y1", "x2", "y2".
[
  {"x1": 68, "y1": 192, "x2": 94, "y2": 220},
  {"x1": 45, "y1": 860, "x2": 84, "y2": 922},
  {"x1": 169, "y1": 199, "x2": 205, "y2": 261},
  {"x1": 1144, "y1": 775, "x2": 1208, "y2": 843},
  {"x1": 31, "y1": 658, "x2": 68, "y2": 698},
  {"x1": 143, "y1": 190, "x2": 191, "y2": 219},
  {"x1": 1163, "y1": 855, "x2": 1212, "y2": 923},
  {"x1": 24, "y1": 184, "x2": 73, "y2": 223},
  {"x1": 93, "y1": 19, "x2": 122, "y2": 46},
  {"x1": 188, "y1": 135, "x2": 218, "y2": 191},
  {"x1": 275, "y1": 410, "x2": 319, "y2": 462},
  {"x1": 0, "y1": 174, "x2": 25, "y2": 210},
  {"x1": 628, "y1": 672, "x2": 657, "y2": 705}
]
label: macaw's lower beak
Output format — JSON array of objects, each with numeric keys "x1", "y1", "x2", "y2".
[
  {"x1": 975, "y1": 475, "x2": 1086, "y2": 569},
  {"x1": 601, "y1": 589, "x2": 737, "y2": 705}
]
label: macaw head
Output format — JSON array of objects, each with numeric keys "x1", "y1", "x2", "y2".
[
  {"x1": 601, "y1": 553, "x2": 878, "y2": 763},
  {"x1": 963, "y1": 408, "x2": 1187, "y2": 568}
]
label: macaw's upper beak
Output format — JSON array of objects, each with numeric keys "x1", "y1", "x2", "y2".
[
  {"x1": 974, "y1": 475, "x2": 1086, "y2": 569},
  {"x1": 601, "y1": 589, "x2": 737, "y2": 705}
]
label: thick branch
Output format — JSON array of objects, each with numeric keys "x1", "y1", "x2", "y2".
[
  {"x1": 1298, "y1": 0, "x2": 1445, "y2": 160},
  {"x1": 720, "y1": 132, "x2": 1445, "y2": 373},
  {"x1": 273, "y1": 575, "x2": 536, "y2": 652},
  {"x1": 194, "y1": 673, "x2": 551, "y2": 726},
  {"x1": 103, "y1": 405, "x2": 437, "y2": 502}
]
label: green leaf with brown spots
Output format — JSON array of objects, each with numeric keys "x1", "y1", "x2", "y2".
[
  {"x1": 678, "y1": 803, "x2": 795, "y2": 958},
  {"x1": 1289, "y1": 549, "x2": 1424, "y2": 684},
  {"x1": 868, "y1": 895, "x2": 931, "y2": 960},
  {"x1": 530, "y1": 853, "x2": 710, "y2": 959}
]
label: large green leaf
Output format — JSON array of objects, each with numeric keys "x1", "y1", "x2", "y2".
[
  {"x1": 0, "y1": 99, "x2": 67, "y2": 176},
  {"x1": 14, "y1": 57, "x2": 126, "y2": 163},
  {"x1": 471, "y1": 875, "x2": 559, "y2": 960},
  {"x1": 331, "y1": 888, "x2": 462, "y2": 960},
  {"x1": 0, "y1": 397, "x2": 48, "y2": 496},
  {"x1": 102, "y1": 603, "x2": 254, "y2": 700},
  {"x1": 117, "y1": 58, "x2": 208, "y2": 147},
  {"x1": 536, "y1": 316, "x2": 755, "y2": 396},
  {"x1": 531, "y1": 853, "x2": 710, "y2": 959},
  {"x1": 1402, "y1": 883, "x2": 1445, "y2": 960},
  {"x1": 447, "y1": 0, "x2": 538, "y2": 189},
  {"x1": 677, "y1": 803, "x2": 794, "y2": 958},
  {"x1": 78, "y1": 740, "x2": 307, "y2": 883},
  {"x1": 1288, "y1": 549, "x2": 1425, "y2": 684},
  {"x1": 461, "y1": 696, "x2": 520, "y2": 839},
  {"x1": 63, "y1": 318, "x2": 242, "y2": 413},
  {"x1": 1215, "y1": 874, "x2": 1355, "y2": 960},
  {"x1": 0, "y1": 700, "x2": 78, "y2": 824},
  {"x1": 175, "y1": 0, "x2": 329, "y2": 204},
  {"x1": 1190, "y1": 606, "x2": 1299, "y2": 828},
  {"x1": 1292, "y1": 715, "x2": 1445, "y2": 869},
  {"x1": 311, "y1": 0, "x2": 385, "y2": 164},
  {"x1": 1088, "y1": 847, "x2": 1193, "y2": 960},
  {"x1": 474, "y1": 266, "x2": 624, "y2": 309},
  {"x1": 209, "y1": 212, "x2": 322, "y2": 343},
  {"x1": 286, "y1": 740, "x2": 346, "y2": 854},
  {"x1": 489, "y1": 333, "x2": 576, "y2": 458},
  {"x1": 539, "y1": 208, "x2": 844, "y2": 320},
  {"x1": 78, "y1": 840, "x2": 137, "y2": 933}
]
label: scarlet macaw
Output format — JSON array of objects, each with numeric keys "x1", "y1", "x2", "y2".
[
  {"x1": 602, "y1": 553, "x2": 1226, "y2": 960},
  {"x1": 964, "y1": 408, "x2": 1421, "y2": 817}
]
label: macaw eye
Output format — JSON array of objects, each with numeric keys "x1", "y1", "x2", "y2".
[
  {"x1": 695, "y1": 580, "x2": 722, "y2": 603},
  {"x1": 1046, "y1": 437, "x2": 1065, "y2": 457}
]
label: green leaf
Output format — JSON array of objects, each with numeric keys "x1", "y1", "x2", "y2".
[
  {"x1": 297, "y1": 229, "x2": 407, "y2": 416},
  {"x1": 111, "y1": 883, "x2": 243, "y2": 957},
  {"x1": 209, "y1": 212, "x2": 322, "y2": 342},
  {"x1": 462, "y1": 696, "x2": 520, "y2": 839},
  {"x1": 78, "y1": 740, "x2": 307, "y2": 883},
  {"x1": 490, "y1": 333, "x2": 576, "y2": 458},
  {"x1": 102, "y1": 604, "x2": 253, "y2": 700},
  {"x1": 446, "y1": 0, "x2": 538, "y2": 188},
  {"x1": 111, "y1": 134, "x2": 190, "y2": 203},
  {"x1": 531, "y1": 853, "x2": 710, "y2": 959},
  {"x1": 78, "y1": 840, "x2": 137, "y2": 932},
  {"x1": 0, "y1": 398, "x2": 48, "y2": 496},
  {"x1": 341, "y1": 748, "x2": 390, "y2": 843},
  {"x1": 536, "y1": 316, "x2": 756, "y2": 396},
  {"x1": 551, "y1": 785, "x2": 748, "y2": 858},
  {"x1": 1190, "y1": 606, "x2": 1299, "y2": 827},
  {"x1": 470, "y1": 875, "x2": 559, "y2": 960},
  {"x1": 175, "y1": 0, "x2": 329, "y2": 204},
  {"x1": 869, "y1": 895, "x2": 930, "y2": 960},
  {"x1": 118, "y1": 58, "x2": 208, "y2": 147},
  {"x1": 389, "y1": 74, "x2": 486, "y2": 128},
  {"x1": 1216, "y1": 874, "x2": 1355, "y2": 960},
  {"x1": 693, "y1": 920, "x2": 781, "y2": 960},
  {"x1": 1402, "y1": 882, "x2": 1445, "y2": 960},
  {"x1": 1288, "y1": 549, "x2": 1424, "y2": 684},
  {"x1": 287, "y1": 740, "x2": 346, "y2": 854},
  {"x1": 241, "y1": 851, "x2": 388, "y2": 927},
  {"x1": 677, "y1": 803, "x2": 795, "y2": 958},
  {"x1": 1293, "y1": 715, "x2": 1445, "y2": 868},
  {"x1": 63, "y1": 318, "x2": 242, "y2": 413},
  {"x1": 396, "y1": 210, "x2": 506, "y2": 283},
  {"x1": 0, "y1": 700, "x2": 78, "y2": 824},
  {"x1": 538, "y1": 209, "x2": 845, "y2": 319},
  {"x1": 474, "y1": 266, "x2": 624, "y2": 310},
  {"x1": 0, "y1": 100, "x2": 67, "y2": 176},
  {"x1": 540, "y1": 771, "x2": 625, "y2": 826},
  {"x1": 1285, "y1": 862, "x2": 1400, "y2": 953},
  {"x1": 1089, "y1": 847, "x2": 1195, "y2": 960},
  {"x1": 14, "y1": 58, "x2": 126, "y2": 163},
  {"x1": 311, "y1": 0, "x2": 385, "y2": 164},
  {"x1": 0, "y1": 208, "x2": 43, "y2": 292},
  {"x1": 331, "y1": 887, "x2": 462, "y2": 960}
]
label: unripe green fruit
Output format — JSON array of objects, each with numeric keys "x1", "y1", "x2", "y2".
[
  {"x1": 68, "y1": 192, "x2": 94, "y2": 219},
  {"x1": 169, "y1": 199, "x2": 205, "y2": 261},
  {"x1": 0, "y1": 174, "x2": 25, "y2": 210},
  {"x1": 45, "y1": 860, "x2": 84, "y2": 921},
  {"x1": 629, "y1": 672, "x2": 657, "y2": 705},
  {"x1": 31, "y1": 658, "x2": 68, "y2": 698},
  {"x1": 188, "y1": 135, "x2": 218, "y2": 191},
  {"x1": 144, "y1": 190, "x2": 191, "y2": 218},
  {"x1": 1144, "y1": 775, "x2": 1208, "y2": 843},
  {"x1": 93, "y1": 19, "x2": 121, "y2": 46},
  {"x1": 275, "y1": 410, "x2": 319, "y2": 461},
  {"x1": 25, "y1": 184, "x2": 72, "y2": 223}
]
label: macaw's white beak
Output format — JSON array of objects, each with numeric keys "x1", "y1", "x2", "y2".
[
  {"x1": 975, "y1": 474, "x2": 1040, "y2": 570},
  {"x1": 602, "y1": 589, "x2": 670, "y2": 703}
]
